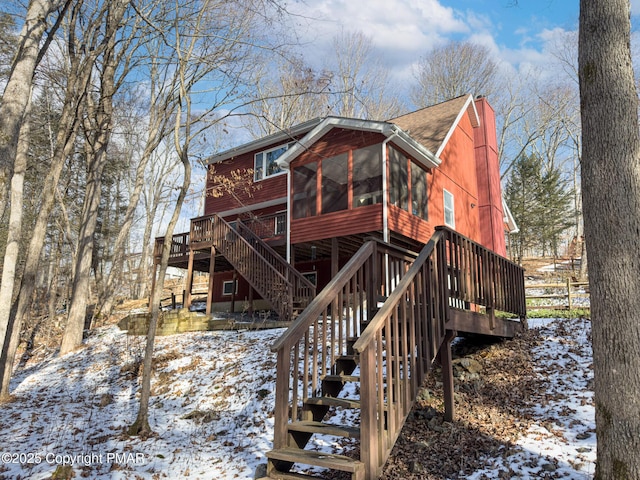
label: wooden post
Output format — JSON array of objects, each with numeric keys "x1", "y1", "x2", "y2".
[
  {"x1": 273, "y1": 348, "x2": 291, "y2": 449},
  {"x1": 149, "y1": 263, "x2": 158, "y2": 312},
  {"x1": 231, "y1": 270, "x2": 237, "y2": 313},
  {"x1": 248, "y1": 287, "x2": 254, "y2": 317},
  {"x1": 567, "y1": 277, "x2": 573, "y2": 310},
  {"x1": 440, "y1": 329, "x2": 457, "y2": 422},
  {"x1": 206, "y1": 247, "x2": 216, "y2": 316},
  {"x1": 184, "y1": 249, "x2": 195, "y2": 310},
  {"x1": 359, "y1": 344, "x2": 380, "y2": 480},
  {"x1": 331, "y1": 237, "x2": 339, "y2": 278}
]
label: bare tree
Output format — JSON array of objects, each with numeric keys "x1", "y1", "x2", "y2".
[
  {"x1": 128, "y1": 0, "x2": 292, "y2": 435},
  {"x1": 579, "y1": 0, "x2": 640, "y2": 477},
  {"x1": 0, "y1": 0, "x2": 127, "y2": 398},
  {"x1": 0, "y1": 0, "x2": 70, "y2": 360},
  {"x1": 329, "y1": 30, "x2": 404, "y2": 120},
  {"x1": 410, "y1": 40, "x2": 503, "y2": 108},
  {"x1": 60, "y1": 0, "x2": 133, "y2": 355},
  {"x1": 245, "y1": 55, "x2": 332, "y2": 138}
]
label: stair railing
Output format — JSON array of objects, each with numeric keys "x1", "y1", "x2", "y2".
[
  {"x1": 206, "y1": 214, "x2": 315, "y2": 320},
  {"x1": 236, "y1": 220, "x2": 316, "y2": 312},
  {"x1": 270, "y1": 239, "x2": 417, "y2": 452},
  {"x1": 352, "y1": 226, "x2": 526, "y2": 478},
  {"x1": 352, "y1": 231, "x2": 448, "y2": 478}
]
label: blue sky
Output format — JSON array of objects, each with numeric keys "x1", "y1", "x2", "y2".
[{"x1": 287, "y1": 0, "x2": 640, "y2": 84}]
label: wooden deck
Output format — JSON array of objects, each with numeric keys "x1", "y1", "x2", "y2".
[{"x1": 266, "y1": 227, "x2": 526, "y2": 480}]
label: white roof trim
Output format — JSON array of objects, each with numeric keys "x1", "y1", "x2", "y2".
[
  {"x1": 276, "y1": 116, "x2": 441, "y2": 170},
  {"x1": 207, "y1": 118, "x2": 323, "y2": 165},
  {"x1": 215, "y1": 197, "x2": 287, "y2": 218},
  {"x1": 502, "y1": 197, "x2": 519, "y2": 233},
  {"x1": 435, "y1": 94, "x2": 480, "y2": 158}
]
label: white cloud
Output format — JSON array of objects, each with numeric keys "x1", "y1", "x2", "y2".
[{"x1": 288, "y1": 0, "x2": 468, "y2": 68}]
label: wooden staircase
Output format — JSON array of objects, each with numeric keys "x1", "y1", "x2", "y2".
[
  {"x1": 264, "y1": 227, "x2": 527, "y2": 480},
  {"x1": 189, "y1": 214, "x2": 315, "y2": 321}
]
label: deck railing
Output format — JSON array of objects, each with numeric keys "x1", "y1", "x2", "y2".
[
  {"x1": 270, "y1": 227, "x2": 526, "y2": 479},
  {"x1": 270, "y1": 240, "x2": 417, "y2": 450},
  {"x1": 441, "y1": 227, "x2": 527, "y2": 319},
  {"x1": 153, "y1": 232, "x2": 190, "y2": 262},
  {"x1": 242, "y1": 212, "x2": 287, "y2": 239}
]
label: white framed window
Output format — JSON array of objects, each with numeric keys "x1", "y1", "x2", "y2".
[
  {"x1": 302, "y1": 272, "x2": 317, "y2": 286},
  {"x1": 254, "y1": 142, "x2": 294, "y2": 181},
  {"x1": 222, "y1": 280, "x2": 238, "y2": 296},
  {"x1": 443, "y1": 189, "x2": 455, "y2": 228}
]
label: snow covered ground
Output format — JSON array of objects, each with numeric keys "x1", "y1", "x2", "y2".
[{"x1": 0, "y1": 317, "x2": 594, "y2": 479}]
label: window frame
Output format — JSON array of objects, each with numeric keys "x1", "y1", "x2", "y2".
[
  {"x1": 222, "y1": 280, "x2": 238, "y2": 296},
  {"x1": 254, "y1": 142, "x2": 294, "y2": 182},
  {"x1": 302, "y1": 272, "x2": 317, "y2": 286},
  {"x1": 443, "y1": 189, "x2": 455, "y2": 228}
]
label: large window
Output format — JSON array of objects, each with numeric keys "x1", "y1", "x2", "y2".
[
  {"x1": 293, "y1": 162, "x2": 317, "y2": 219},
  {"x1": 254, "y1": 143, "x2": 293, "y2": 181},
  {"x1": 444, "y1": 189, "x2": 455, "y2": 228},
  {"x1": 389, "y1": 147, "x2": 409, "y2": 211},
  {"x1": 353, "y1": 145, "x2": 382, "y2": 207},
  {"x1": 321, "y1": 153, "x2": 348, "y2": 214},
  {"x1": 411, "y1": 162, "x2": 428, "y2": 220}
]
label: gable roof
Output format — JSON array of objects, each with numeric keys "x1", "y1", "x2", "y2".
[
  {"x1": 387, "y1": 94, "x2": 480, "y2": 157},
  {"x1": 208, "y1": 95, "x2": 479, "y2": 168},
  {"x1": 276, "y1": 116, "x2": 440, "y2": 170}
]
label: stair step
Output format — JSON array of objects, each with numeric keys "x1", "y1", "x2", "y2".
[
  {"x1": 305, "y1": 396, "x2": 361, "y2": 409},
  {"x1": 288, "y1": 420, "x2": 360, "y2": 439},
  {"x1": 267, "y1": 448, "x2": 364, "y2": 474},
  {"x1": 322, "y1": 374, "x2": 360, "y2": 383},
  {"x1": 262, "y1": 469, "x2": 320, "y2": 480}
]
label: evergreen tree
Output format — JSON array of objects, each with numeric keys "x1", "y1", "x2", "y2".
[{"x1": 505, "y1": 152, "x2": 573, "y2": 262}]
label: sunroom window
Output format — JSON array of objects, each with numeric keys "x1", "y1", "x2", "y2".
[
  {"x1": 411, "y1": 162, "x2": 428, "y2": 220},
  {"x1": 353, "y1": 145, "x2": 382, "y2": 207},
  {"x1": 293, "y1": 162, "x2": 317, "y2": 219},
  {"x1": 389, "y1": 147, "x2": 409, "y2": 211},
  {"x1": 321, "y1": 153, "x2": 348, "y2": 214}
]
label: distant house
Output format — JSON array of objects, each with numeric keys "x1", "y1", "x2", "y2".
[{"x1": 154, "y1": 94, "x2": 516, "y2": 315}]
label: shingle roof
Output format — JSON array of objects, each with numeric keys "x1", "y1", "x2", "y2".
[{"x1": 387, "y1": 95, "x2": 478, "y2": 156}]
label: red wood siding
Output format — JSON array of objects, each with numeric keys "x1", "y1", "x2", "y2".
[
  {"x1": 291, "y1": 204, "x2": 383, "y2": 244},
  {"x1": 387, "y1": 205, "x2": 434, "y2": 244},
  {"x1": 474, "y1": 98, "x2": 507, "y2": 255},
  {"x1": 295, "y1": 129, "x2": 386, "y2": 166},
  {"x1": 205, "y1": 146, "x2": 290, "y2": 215},
  {"x1": 425, "y1": 109, "x2": 481, "y2": 244}
]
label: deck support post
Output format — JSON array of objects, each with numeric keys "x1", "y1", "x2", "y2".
[
  {"x1": 206, "y1": 247, "x2": 216, "y2": 315},
  {"x1": 331, "y1": 237, "x2": 339, "y2": 278},
  {"x1": 440, "y1": 329, "x2": 457, "y2": 422},
  {"x1": 184, "y1": 249, "x2": 195, "y2": 310},
  {"x1": 231, "y1": 270, "x2": 237, "y2": 313},
  {"x1": 149, "y1": 262, "x2": 158, "y2": 312}
]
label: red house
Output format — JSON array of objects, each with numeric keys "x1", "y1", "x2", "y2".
[
  {"x1": 154, "y1": 95, "x2": 525, "y2": 480},
  {"x1": 156, "y1": 95, "x2": 515, "y2": 313}
]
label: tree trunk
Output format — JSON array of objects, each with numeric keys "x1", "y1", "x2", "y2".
[
  {"x1": 0, "y1": 0, "x2": 63, "y2": 362},
  {"x1": 579, "y1": 0, "x2": 640, "y2": 477},
  {"x1": 59, "y1": 0, "x2": 129, "y2": 355},
  {"x1": 0, "y1": 0, "x2": 64, "y2": 219},
  {"x1": 129, "y1": 156, "x2": 191, "y2": 436},
  {"x1": 0, "y1": 1, "x2": 99, "y2": 394}
]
